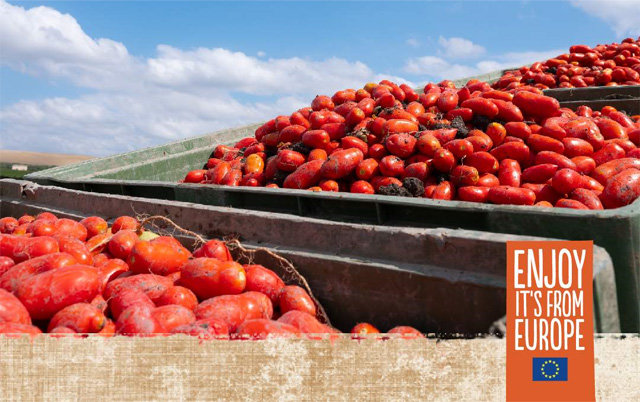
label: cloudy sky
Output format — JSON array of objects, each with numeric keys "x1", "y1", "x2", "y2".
[{"x1": 1, "y1": 0, "x2": 639, "y2": 156}]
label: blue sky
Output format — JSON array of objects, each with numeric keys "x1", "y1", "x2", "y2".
[{"x1": 1, "y1": 0, "x2": 639, "y2": 156}]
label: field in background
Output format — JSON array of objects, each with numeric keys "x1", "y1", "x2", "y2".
[{"x1": 0, "y1": 150, "x2": 92, "y2": 179}]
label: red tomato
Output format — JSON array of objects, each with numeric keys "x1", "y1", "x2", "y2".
[
  {"x1": 487, "y1": 186, "x2": 536, "y2": 205},
  {"x1": 432, "y1": 149, "x2": 456, "y2": 172},
  {"x1": 16, "y1": 265, "x2": 100, "y2": 320},
  {"x1": 379, "y1": 155, "x2": 406, "y2": 177},
  {"x1": 110, "y1": 217, "x2": 139, "y2": 234},
  {"x1": 178, "y1": 258, "x2": 246, "y2": 300},
  {"x1": 457, "y1": 186, "x2": 491, "y2": 203},
  {"x1": 498, "y1": 159, "x2": 522, "y2": 187},
  {"x1": 351, "y1": 180, "x2": 375, "y2": 194},
  {"x1": 450, "y1": 165, "x2": 479, "y2": 187},
  {"x1": 386, "y1": 133, "x2": 417, "y2": 158}
]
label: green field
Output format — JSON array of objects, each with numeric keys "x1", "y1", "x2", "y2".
[{"x1": 0, "y1": 163, "x2": 54, "y2": 179}]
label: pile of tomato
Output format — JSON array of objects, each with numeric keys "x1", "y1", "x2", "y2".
[
  {"x1": 493, "y1": 37, "x2": 640, "y2": 90},
  {"x1": 184, "y1": 75, "x2": 640, "y2": 209},
  {"x1": 0, "y1": 213, "x2": 421, "y2": 338}
]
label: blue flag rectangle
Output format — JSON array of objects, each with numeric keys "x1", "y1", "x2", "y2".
[{"x1": 532, "y1": 357, "x2": 568, "y2": 381}]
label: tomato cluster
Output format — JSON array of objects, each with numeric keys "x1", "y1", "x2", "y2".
[
  {"x1": 185, "y1": 75, "x2": 640, "y2": 209},
  {"x1": 0, "y1": 213, "x2": 421, "y2": 338},
  {"x1": 494, "y1": 37, "x2": 640, "y2": 90}
]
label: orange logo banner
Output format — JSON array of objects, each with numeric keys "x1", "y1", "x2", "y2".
[{"x1": 507, "y1": 241, "x2": 595, "y2": 401}]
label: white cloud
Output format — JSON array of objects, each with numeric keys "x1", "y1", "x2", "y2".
[
  {"x1": 437, "y1": 37, "x2": 486, "y2": 59},
  {"x1": 571, "y1": 0, "x2": 640, "y2": 37},
  {"x1": 403, "y1": 49, "x2": 563, "y2": 80},
  {"x1": 406, "y1": 38, "x2": 420, "y2": 48},
  {"x1": 257, "y1": 51, "x2": 266, "y2": 57},
  {"x1": 0, "y1": 0, "x2": 410, "y2": 156}
]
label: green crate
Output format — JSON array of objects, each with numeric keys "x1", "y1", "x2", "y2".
[{"x1": 0, "y1": 179, "x2": 620, "y2": 333}]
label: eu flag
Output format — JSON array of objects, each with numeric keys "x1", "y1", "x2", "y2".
[{"x1": 532, "y1": 357, "x2": 568, "y2": 381}]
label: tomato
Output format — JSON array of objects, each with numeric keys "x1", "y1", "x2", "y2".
[
  {"x1": 107, "y1": 230, "x2": 138, "y2": 260},
  {"x1": 351, "y1": 180, "x2": 375, "y2": 194},
  {"x1": 17, "y1": 265, "x2": 100, "y2": 320},
  {"x1": 104, "y1": 274, "x2": 173, "y2": 301},
  {"x1": 556, "y1": 199, "x2": 589, "y2": 209},
  {"x1": 116, "y1": 304, "x2": 165, "y2": 336},
  {"x1": 535, "y1": 151, "x2": 577, "y2": 170},
  {"x1": 57, "y1": 236, "x2": 93, "y2": 266},
  {"x1": 487, "y1": 186, "x2": 536, "y2": 205},
  {"x1": 551, "y1": 168, "x2": 584, "y2": 195},
  {"x1": 505, "y1": 122, "x2": 532, "y2": 140},
  {"x1": 457, "y1": 186, "x2": 491, "y2": 203},
  {"x1": 527, "y1": 134, "x2": 565, "y2": 154},
  {"x1": 320, "y1": 148, "x2": 364, "y2": 179},
  {"x1": 596, "y1": 118, "x2": 627, "y2": 140},
  {"x1": 0, "y1": 252, "x2": 77, "y2": 293},
  {"x1": 351, "y1": 322, "x2": 380, "y2": 335},
  {"x1": 572, "y1": 156, "x2": 597, "y2": 175},
  {"x1": 341, "y1": 136, "x2": 368, "y2": 156},
  {"x1": 18, "y1": 215, "x2": 35, "y2": 225},
  {"x1": 600, "y1": 168, "x2": 640, "y2": 208},
  {"x1": 385, "y1": 133, "x2": 417, "y2": 158},
  {"x1": 0, "y1": 256, "x2": 14, "y2": 277},
  {"x1": 431, "y1": 128, "x2": 457, "y2": 145},
  {"x1": 570, "y1": 188, "x2": 603, "y2": 210},
  {"x1": 467, "y1": 131, "x2": 493, "y2": 152},
  {"x1": 278, "y1": 310, "x2": 336, "y2": 337},
  {"x1": 194, "y1": 292, "x2": 273, "y2": 332},
  {"x1": 178, "y1": 258, "x2": 246, "y2": 300},
  {"x1": 490, "y1": 141, "x2": 531, "y2": 164},
  {"x1": 486, "y1": 123, "x2": 509, "y2": 148},
  {"x1": 236, "y1": 319, "x2": 300, "y2": 339},
  {"x1": 95, "y1": 259, "x2": 129, "y2": 292},
  {"x1": 378, "y1": 155, "x2": 405, "y2": 177},
  {"x1": 521, "y1": 164, "x2": 558, "y2": 184},
  {"x1": 593, "y1": 143, "x2": 627, "y2": 165},
  {"x1": 76, "y1": 217, "x2": 107, "y2": 239},
  {"x1": 437, "y1": 91, "x2": 459, "y2": 112},
  {"x1": 591, "y1": 158, "x2": 640, "y2": 184},
  {"x1": 444, "y1": 139, "x2": 474, "y2": 159},
  {"x1": 243, "y1": 264, "x2": 285, "y2": 305},
  {"x1": 279, "y1": 285, "x2": 317, "y2": 317},
  {"x1": 319, "y1": 179, "x2": 340, "y2": 192},
  {"x1": 276, "y1": 150, "x2": 306, "y2": 172},
  {"x1": 307, "y1": 148, "x2": 327, "y2": 162},
  {"x1": 0, "y1": 218, "x2": 18, "y2": 234},
  {"x1": 48, "y1": 302, "x2": 106, "y2": 333},
  {"x1": 128, "y1": 237, "x2": 191, "y2": 276},
  {"x1": 450, "y1": 165, "x2": 479, "y2": 187},
  {"x1": 477, "y1": 173, "x2": 500, "y2": 187},
  {"x1": 181, "y1": 169, "x2": 206, "y2": 183},
  {"x1": 432, "y1": 181, "x2": 454, "y2": 200},
  {"x1": 356, "y1": 159, "x2": 380, "y2": 180},
  {"x1": 461, "y1": 97, "x2": 500, "y2": 118},
  {"x1": 432, "y1": 149, "x2": 456, "y2": 172},
  {"x1": 0, "y1": 322, "x2": 42, "y2": 336},
  {"x1": 562, "y1": 138, "x2": 594, "y2": 157},
  {"x1": 0, "y1": 235, "x2": 59, "y2": 263},
  {"x1": 0, "y1": 288, "x2": 31, "y2": 325},
  {"x1": 512, "y1": 91, "x2": 560, "y2": 118},
  {"x1": 368, "y1": 143, "x2": 388, "y2": 160},
  {"x1": 192, "y1": 239, "x2": 231, "y2": 261},
  {"x1": 498, "y1": 159, "x2": 522, "y2": 187},
  {"x1": 311, "y1": 95, "x2": 334, "y2": 111},
  {"x1": 465, "y1": 152, "x2": 499, "y2": 174},
  {"x1": 416, "y1": 132, "x2": 442, "y2": 157},
  {"x1": 387, "y1": 326, "x2": 425, "y2": 339},
  {"x1": 283, "y1": 160, "x2": 324, "y2": 189},
  {"x1": 403, "y1": 162, "x2": 429, "y2": 181},
  {"x1": 150, "y1": 305, "x2": 196, "y2": 332},
  {"x1": 108, "y1": 287, "x2": 155, "y2": 320}
]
